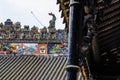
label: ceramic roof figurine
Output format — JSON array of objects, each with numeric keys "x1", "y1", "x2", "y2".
[{"x1": 48, "y1": 12, "x2": 56, "y2": 28}]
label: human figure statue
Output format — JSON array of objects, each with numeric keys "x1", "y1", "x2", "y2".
[{"x1": 48, "y1": 12, "x2": 56, "y2": 28}]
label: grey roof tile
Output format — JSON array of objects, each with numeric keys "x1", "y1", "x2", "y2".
[{"x1": 0, "y1": 55, "x2": 68, "y2": 80}]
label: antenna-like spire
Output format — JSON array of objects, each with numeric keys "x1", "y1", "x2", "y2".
[{"x1": 31, "y1": 11, "x2": 45, "y2": 27}]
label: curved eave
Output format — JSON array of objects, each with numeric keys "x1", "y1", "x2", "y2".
[{"x1": 57, "y1": 0, "x2": 70, "y2": 30}]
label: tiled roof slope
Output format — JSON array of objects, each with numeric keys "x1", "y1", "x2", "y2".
[{"x1": 0, "y1": 55, "x2": 68, "y2": 80}]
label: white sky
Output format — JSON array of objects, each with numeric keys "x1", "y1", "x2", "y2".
[{"x1": 0, "y1": 0, "x2": 65, "y2": 29}]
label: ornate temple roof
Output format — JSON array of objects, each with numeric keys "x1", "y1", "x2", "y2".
[
  {"x1": 57, "y1": 0, "x2": 120, "y2": 79},
  {"x1": 0, "y1": 55, "x2": 68, "y2": 80}
]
